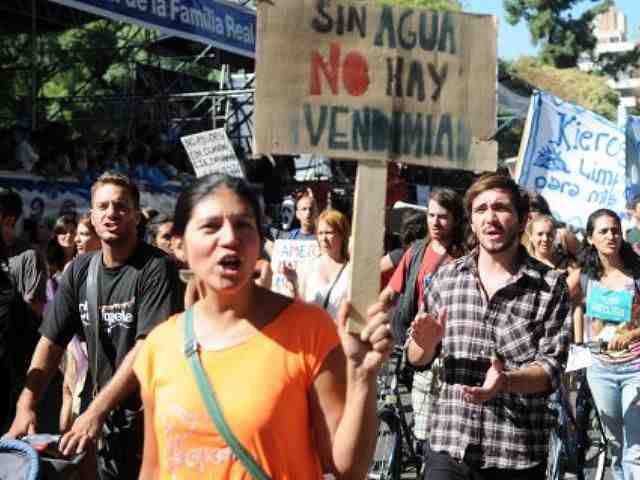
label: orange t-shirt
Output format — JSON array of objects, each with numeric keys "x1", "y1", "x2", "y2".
[{"x1": 133, "y1": 301, "x2": 340, "y2": 479}]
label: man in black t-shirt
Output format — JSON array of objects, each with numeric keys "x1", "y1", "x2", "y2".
[{"x1": 6, "y1": 172, "x2": 182, "y2": 479}]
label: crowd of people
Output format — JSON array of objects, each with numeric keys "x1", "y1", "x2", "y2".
[
  {"x1": 1, "y1": 125, "x2": 192, "y2": 186},
  {"x1": 0, "y1": 168, "x2": 638, "y2": 480}
]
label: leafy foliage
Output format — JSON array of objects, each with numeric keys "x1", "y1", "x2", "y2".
[
  {"x1": 504, "y1": 0, "x2": 614, "y2": 68},
  {"x1": 0, "y1": 19, "x2": 220, "y2": 132},
  {"x1": 507, "y1": 57, "x2": 619, "y2": 120},
  {"x1": 376, "y1": 0, "x2": 462, "y2": 10}
]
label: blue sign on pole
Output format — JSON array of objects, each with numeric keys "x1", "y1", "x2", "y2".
[
  {"x1": 51, "y1": 0, "x2": 256, "y2": 58},
  {"x1": 627, "y1": 116, "x2": 640, "y2": 200},
  {"x1": 517, "y1": 91, "x2": 627, "y2": 231}
]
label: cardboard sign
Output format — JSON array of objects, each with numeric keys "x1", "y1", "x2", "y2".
[
  {"x1": 181, "y1": 129, "x2": 245, "y2": 178},
  {"x1": 516, "y1": 91, "x2": 627, "y2": 231},
  {"x1": 270, "y1": 239, "x2": 320, "y2": 297},
  {"x1": 586, "y1": 285, "x2": 633, "y2": 323},
  {"x1": 255, "y1": 1, "x2": 497, "y2": 171}
]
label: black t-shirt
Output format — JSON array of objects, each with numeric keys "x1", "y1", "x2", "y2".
[{"x1": 40, "y1": 242, "x2": 182, "y2": 402}]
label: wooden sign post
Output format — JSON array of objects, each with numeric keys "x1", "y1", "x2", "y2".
[
  {"x1": 348, "y1": 160, "x2": 388, "y2": 332},
  {"x1": 255, "y1": 0, "x2": 498, "y2": 332}
]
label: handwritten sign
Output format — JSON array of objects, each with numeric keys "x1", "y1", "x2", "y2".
[
  {"x1": 181, "y1": 129, "x2": 245, "y2": 178},
  {"x1": 516, "y1": 91, "x2": 627, "y2": 230},
  {"x1": 270, "y1": 239, "x2": 320, "y2": 296},
  {"x1": 586, "y1": 285, "x2": 633, "y2": 323},
  {"x1": 255, "y1": 0, "x2": 497, "y2": 171}
]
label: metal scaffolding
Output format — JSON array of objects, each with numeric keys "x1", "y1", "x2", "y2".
[{"x1": 0, "y1": 0, "x2": 257, "y2": 153}]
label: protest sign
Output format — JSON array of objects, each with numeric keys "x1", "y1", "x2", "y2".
[
  {"x1": 255, "y1": 0, "x2": 497, "y2": 171},
  {"x1": 586, "y1": 286, "x2": 633, "y2": 324},
  {"x1": 626, "y1": 116, "x2": 640, "y2": 199},
  {"x1": 516, "y1": 91, "x2": 627, "y2": 231},
  {"x1": 255, "y1": 1, "x2": 497, "y2": 332},
  {"x1": 270, "y1": 239, "x2": 320, "y2": 297},
  {"x1": 181, "y1": 129, "x2": 245, "y2": 178}
]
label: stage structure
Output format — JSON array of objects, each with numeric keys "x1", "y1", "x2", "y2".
[{"x1": 0, "y1": 0, "x2": 257, "y2": 157}]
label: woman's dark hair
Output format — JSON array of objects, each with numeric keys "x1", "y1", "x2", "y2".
[
  {"x1": 427, "y1": 188, "x2": 466, "y2": 255},
  {"x1": 173, "y1": 174, "x2": 264, "y2": 245},
  {"x1": 46, "y1": 238, "x2": 67, "y2": 275},
  {"x1": 147, "y1": 214, "x2": 173, "y2": 244},
  {"x1": 52, "y1": 214, "x2": 77, "y2": 235},
  {"x1": 580, "y1": 208, "x2": 640, "y2": 279},
  {"x1": 525, "y1": 191, "x2": 552, "y2": 216},
  {"x1": 400, "y1": 212, "x2": 426, "y2": 249}
]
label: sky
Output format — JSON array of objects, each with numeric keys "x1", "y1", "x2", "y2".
[{"x1": 465, "y1": 0, "x2": 640, "y2": 60}]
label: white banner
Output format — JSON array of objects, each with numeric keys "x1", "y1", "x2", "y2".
[
  {"x1": 181, "y1": 129, "x2": 245, "y2": 178},
  {"x1": 517, "y1": 91, "x2": 626, "y2": 230}
]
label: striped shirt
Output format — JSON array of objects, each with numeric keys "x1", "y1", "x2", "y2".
[{"x1": 424, "y1": 248, "x2": 572, "y2": 470}]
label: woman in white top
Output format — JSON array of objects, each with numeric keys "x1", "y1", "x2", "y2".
[
  {"x1": 525, "y1": 214, "x2": 577, "y2": 272},
  {"x1": 284, "y1": 209, "x2": 350, "y2": 320}
]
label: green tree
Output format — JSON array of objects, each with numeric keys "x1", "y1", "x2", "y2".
[
  {"x1": 376, "y1": 0, "x2": 461, "y2": 10},
  {"x1": 507, "y1": 56, "x2": 619, "y2": 119},
  {"x1": 504, "y1": 0, "x2": 614, "y2": 68}
]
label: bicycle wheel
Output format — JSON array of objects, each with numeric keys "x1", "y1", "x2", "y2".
[
  {"x1": 580, "y1": 411, "x2": 607, "y2": 480},
  {"x1": 576, "y1": 388, "x2": 608, "y2": 480},
  {"x1": 546, "y1": 427, "x2": 565, "y2": 480},
  {"x1": 368, "y1": 409, "x2": 402, "y2": 480}
]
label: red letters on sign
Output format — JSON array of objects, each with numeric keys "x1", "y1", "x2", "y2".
[{"x1": 310, "y1": 42, "x2": 370, "y2": 97}]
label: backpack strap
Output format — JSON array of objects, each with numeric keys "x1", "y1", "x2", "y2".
[
  {"x1": 85, "y1": 253, "x2": 114, "y2": 393},
  {"x1": 579, "y1": 271, "x2": 589, "y2": 306}
]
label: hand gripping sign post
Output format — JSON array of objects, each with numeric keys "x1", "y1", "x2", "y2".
[{"x1": 255, "y1": 0, "x2": 498, "y2": 332}]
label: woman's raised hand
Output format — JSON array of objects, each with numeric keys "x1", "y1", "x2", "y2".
[
  {"x1": 280, "y1": 261, "x2": 298, "y2": 286},
  {"x1": 337, "y1": 301, "x2": 393, "y2": 376}
]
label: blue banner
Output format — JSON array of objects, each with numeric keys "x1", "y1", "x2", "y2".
[
  {"x1": 0, "y1": 172, "x2": 181, "y2": 225},
  {"x1": 626, "y1": 116, "x2": 640, "y2": 200},
  {"x1": 51, "y1": 0, "x2": 256, "y2": 58},
  {"x1": 517, "y1": 91, "x2": 627, "y2": 230}
]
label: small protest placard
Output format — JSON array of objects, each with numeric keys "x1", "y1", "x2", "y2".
[
  {"x1": 586, "y1": 286, "x2": 633, "y2": 323},
  {"x1": 270, "y1": 239, "x2": 320, "y2": 297},
  {"x1": 181, "y1": 129, "x2": 245, "y2": 178},
  {"x1": 566, "y1": 344, "x2": 592, "y2": 372}
]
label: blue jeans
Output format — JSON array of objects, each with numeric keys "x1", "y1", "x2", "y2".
[{"x1": 587, "y1": 358, "x2": 640, "y2": 480}]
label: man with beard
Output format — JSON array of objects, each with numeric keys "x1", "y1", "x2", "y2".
[
  {"x1": 6, "y1": 172, "x2": 182, "y2": 479},
  {"x1": 379, "y1": 189, "x2": 466, "y2": 448},
  {"x1": 408, "y1": 174, "x2": 571, "y2": 480},
  {"x1": 379, "y1": 189, "x2": 465, "y2": 344}
]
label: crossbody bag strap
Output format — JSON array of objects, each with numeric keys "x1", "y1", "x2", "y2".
[
  {"x1": 86, "y1": 253, "x2": 101, "y2": 391},
  {"x1": 86, "y1": 253, "x2": 113, "y2": 393},
  {"x1": 322, "y1": 262, "x2": 348, "y2": 309},
  {"x1": 183, "y1": 308, "x2": 271, "y2": 480}
]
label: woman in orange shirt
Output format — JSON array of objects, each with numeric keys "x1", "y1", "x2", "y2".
[{"x1": 134, "y1": 173, "x2": 392, "y2": 479}]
